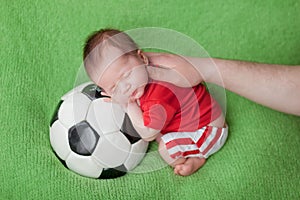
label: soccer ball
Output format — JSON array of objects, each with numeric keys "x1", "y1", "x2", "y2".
[{"x1": 49, "y1": 82, "x2": 149, "y2": 179}]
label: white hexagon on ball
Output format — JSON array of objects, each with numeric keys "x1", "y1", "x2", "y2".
[{"x1": 86, "y1": 99, "x2": 125, "y2": 134}]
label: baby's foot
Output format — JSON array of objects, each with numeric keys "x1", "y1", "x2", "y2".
[{"x1": 174, "y1": 157, "x2": 206, "y2": 176}]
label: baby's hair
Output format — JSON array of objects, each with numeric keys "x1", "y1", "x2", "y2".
[{"x1": 83, "y1": 28, "x2": 139, "y2": 80}]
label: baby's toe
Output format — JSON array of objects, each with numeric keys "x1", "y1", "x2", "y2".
[
  {"x1": 178, "y1": 165, "x2": 193, "y2": 176},
  {"x1": 174, "y1": 164, "x2": 183, "y2": 175}
]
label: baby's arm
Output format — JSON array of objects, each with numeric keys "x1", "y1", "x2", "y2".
[{"x1": 126, "y1": 101, "x2": 160, "y2": 141}]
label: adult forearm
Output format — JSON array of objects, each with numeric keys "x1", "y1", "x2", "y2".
[
  {"x1": 146, "y1": 52, "x2": 300, "y2": 116},
  {"x1": 209, "y1": 58, "x2": 300, "y2": 116}
]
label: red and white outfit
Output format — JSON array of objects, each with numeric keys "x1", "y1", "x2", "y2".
[{"x1": 139, "y1": 79, "x2": 228, "y2": 159}]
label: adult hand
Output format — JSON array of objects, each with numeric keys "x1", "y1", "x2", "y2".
[{"x1": 145, "y1": 52, "x2": 210, "y2": 87}]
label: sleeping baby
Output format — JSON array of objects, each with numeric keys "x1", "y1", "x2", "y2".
[{"x1": 83, "y1": 28, "x2": 228, "y2": 176}]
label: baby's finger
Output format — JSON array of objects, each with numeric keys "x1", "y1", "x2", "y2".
[
  {"x1": 98, "y1": 91, "x2": 111, "y2": 102},
  {"x1": 103, "y1": 98, "x2": 112, "y2": 102},
  {"x1": 100, "y1": 91, "x2": 110, "y2": 96}
]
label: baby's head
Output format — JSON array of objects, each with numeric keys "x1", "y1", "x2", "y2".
[{"x1": 83, "y1": 28, "x2": 149, "y2": 103}]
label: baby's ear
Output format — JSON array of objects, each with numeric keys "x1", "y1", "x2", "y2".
[{"x1": 137, "y1": 50, "x2": 149, "y2": 65}]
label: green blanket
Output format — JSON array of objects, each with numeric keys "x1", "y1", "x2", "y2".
[{"x1": 1, "y1": 0, "x2": 300, "y2": 199}]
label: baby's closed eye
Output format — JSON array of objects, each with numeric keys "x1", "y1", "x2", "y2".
[{"x1": 122, "y1": 70, "x2": 131, "y2": 79}]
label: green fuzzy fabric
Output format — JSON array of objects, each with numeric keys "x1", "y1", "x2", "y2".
[{"x1": 1, "y1": 0, "x2": 300, "y2": 199}]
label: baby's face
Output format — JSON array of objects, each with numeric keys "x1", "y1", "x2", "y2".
[{"x1": 97, "y1": 54, "x2": 148, "y2": 104}]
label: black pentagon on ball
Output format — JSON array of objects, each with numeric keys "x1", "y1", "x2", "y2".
[
  {"x1": 121, "y1": 113, "x2": 142, "y2": 144},
  {"x1": 81, "y1": 84, "x2": 110, "y2": 100},
  {"x1": 98, "y1": 165, "x2": 127, "y2": 179},
  {"x1": 68, "y1": 121, "x2": 99, "y2": 156},
  {"x1": 52, "y1": 148, "x2": 127, "y2": 179},
  {"x1": 50, "y1": 100, "x2": 64, "y2": 126}
]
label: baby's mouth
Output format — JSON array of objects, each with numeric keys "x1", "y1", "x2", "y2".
[{"x1": 131, "y1": 89, "x2": 138, "y2": 98}]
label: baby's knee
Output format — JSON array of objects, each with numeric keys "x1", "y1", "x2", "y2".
[{"x1": 158, "y1": 140, "x2": 168, "y2": 158}]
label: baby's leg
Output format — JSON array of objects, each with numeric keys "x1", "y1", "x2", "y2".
[{"x1": 158, "y1": 140, "x2": 206, "y2": 176}]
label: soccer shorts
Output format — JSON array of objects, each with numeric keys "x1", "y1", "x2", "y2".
[{"x1": 161, "y1": 126, "x2": 228, "y2": 159}]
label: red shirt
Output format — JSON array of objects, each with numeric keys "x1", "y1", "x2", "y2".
[{"x1": 139, "y1": 80, "x2": 222, "y2": 134}]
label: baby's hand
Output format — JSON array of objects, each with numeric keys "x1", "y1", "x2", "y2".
[
  {"x1": 122, "y1": 100, "x2": 138, "y2": 113},
  {"x1": 103, "y1": 98, "x2": 112, "y2": 103},
  {"x1": 100, "y1": 91, "x2": 112, "y2": 103}
]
